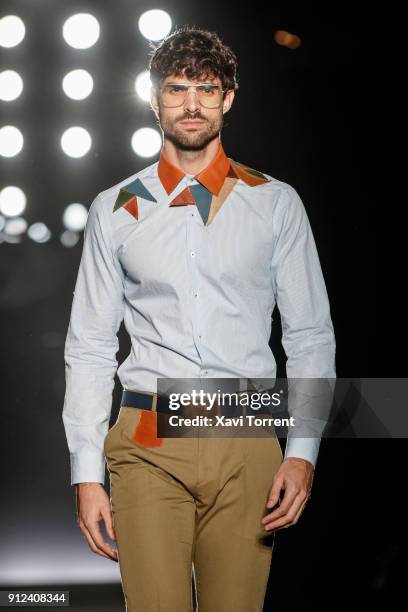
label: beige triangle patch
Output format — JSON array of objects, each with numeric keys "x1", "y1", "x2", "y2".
[{"x1": 207, "y1": 176, "x2": 238, "y2": 225}]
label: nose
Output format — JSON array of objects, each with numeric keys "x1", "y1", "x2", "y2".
[{"x1": 183, "y1": 87, "x2": 200, "y2": 113}]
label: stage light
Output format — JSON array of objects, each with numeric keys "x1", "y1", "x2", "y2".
[
  {"x1": 0, "y1": 125, "x2": 23, "y2": 157},
  {"x1": 63, "y1": 203, "x2": 88, "y2": 231},
  {"x1": 135, "y1": 70, "x2": 152, "y2": 102},
  {"x1": 0, "y1": 70, "x2": 24, "y2": 101},
  {"x1": 274, "y1": 30, "x2": 302, "y2": 49},
  {"x1": 4, "y1": 216, "x2": 27, "y2": 236},
  {"x1": 28, "y1": 222, "x2": 51, "y2": 243},
  {"x1": 62, "y1": 14, "x2": 100, "y2": 49},
  {"x1": 60, "y1": 230, "x2": 80, "y2": 248},
  {"x1": 61, "y1": 127, "x2": 92, "y2": 158},
  {"x1": 131, "y1": 127, "x2": 161, "y2": 158},
  {"x1": 62, "y1": 69, "x2": 93, "y2": 100},
  {"x1": 0, "y1": 15, "x2": 25, "y2": 48},
  {"x1": 0, "y1": 186, "x2": 26, "y2": 217},
  {"x1": 138, "y1": 10, "x2": 171, "y2": 41}
]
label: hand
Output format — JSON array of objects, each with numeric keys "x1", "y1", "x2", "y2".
[
  {"x1": 261, "y1": 457, "x2": 314, "y2": 533},
  {"x1": 75, "y1": 482, "x2": 118, "y2": 561}
]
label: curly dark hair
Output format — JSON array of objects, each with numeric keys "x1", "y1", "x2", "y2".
[{"x1": 149, "y1": 26, "x2": 239, "y2": 93}]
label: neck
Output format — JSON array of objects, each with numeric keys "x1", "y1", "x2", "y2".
[{"x1": 162, "y1": 136, "x2": 221, "y2": 175}]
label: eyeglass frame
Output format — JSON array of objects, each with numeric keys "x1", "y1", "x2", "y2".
[{"x1": 157, "y1": 82, "x2": 229, "y2": 108}]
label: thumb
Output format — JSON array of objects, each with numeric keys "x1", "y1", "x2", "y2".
[{"x1": 266, "y1": 476, "x2": 283, "y2": 509}]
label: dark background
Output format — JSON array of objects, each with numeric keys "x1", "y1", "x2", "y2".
[{"x1": 1, "y1": 0, "x2": 401, "y2": 610}]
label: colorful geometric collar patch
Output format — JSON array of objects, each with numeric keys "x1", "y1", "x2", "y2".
[
  {"x1": 113, "y1": 156, "x2": 271, "y2": 225},
  {"x1": 168, "y1": 158, "x2": 270, "y2": 224},
  {"x1": 158, "y1": 143, "x2": 231, "y2": 197},
  {"x1": 167, "y1": 185, "x2": 211, "y2": 224},
  {"x1": 227, "y1": 159, "x2": 271, "y2": 187},
  {"x1": 112, "y1": 177, "x2": 156, "y2": 220}
]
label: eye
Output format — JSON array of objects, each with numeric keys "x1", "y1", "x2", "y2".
[
  {"x1": 198, "y1": 85, "x2": 217, "y2": 95},
  {"x1": 167, "y1": 85, "x2": 186, "y2": 94}
]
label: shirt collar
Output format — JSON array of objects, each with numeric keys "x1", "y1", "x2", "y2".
[{"x1": 157, "y1": 143, "x2": 231, "y2": 197}]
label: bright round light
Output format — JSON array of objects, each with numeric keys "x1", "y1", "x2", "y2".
[
  {"x1": 28, "y1": 222, "x2": 51, "y2": 243},
  {"x1": 4, "y1": 216, "x2": 27, "y2": 236},
  {"x1": 135, "y1": 71, "x2": 152, "y2": 102},
  {"x1": 61, "y1": 127, "x2": 92, "y2": 158},
  {"x1": 0, "y1": 70, "x2": 24, "y2": 101},
  {"x1": 62, "y1": 69, "x2": 93, "y2": 100},
  {"x1": 0, "y1": 15, "x2": 25, "y2": 48},
  {"x1": 63, "y1": 203, "x2": 88, "y2": 231},
  {"x1": 131, "y1": 127, "x2": 161, "y2": 158},
  {"x1": 62, "y1": 13, "x2": 100, "y2": 49},
  {"x1": 0, "y1": 125, "x2": 24, "y2": 157},
  {"x1": 61, "y1": 229, "x2": 80, "y2": 248},
  {"x1": 0, "y1": 186, "x2": 26, "y2": 217},
  {"x1": 138, "y1": 10, "x2": 172, "y2": 41}
]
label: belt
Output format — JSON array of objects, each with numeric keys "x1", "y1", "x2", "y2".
[
  {"x1": 121, "y1": 389, "x2": 223, "y2": 414},
  {"x1": 121, "y1": 389, "x2": 169, "y2": 412},
  {"x1": 121, "y1": 388, "x2": 235, "y2": 426},
  {"x1": 120, "y1": 388, "x2": 279, "y2": 416}
]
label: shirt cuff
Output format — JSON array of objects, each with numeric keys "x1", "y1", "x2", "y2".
[
  {"x1": 283, "y1": 437, "x2": 321, "y2": 468},
  {"x1": 70, "y1": 451, "x2": 106, "y2": 486}
]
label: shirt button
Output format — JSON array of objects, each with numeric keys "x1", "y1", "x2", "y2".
[
  {"x1": 203, "y1": 370, "x2": 208, "y2": 375},
  {"x1": 198, "y1": 335, "x2": 202, "y2": 339},
  {"x1": 194, "y1": 292, "x2": 199, "y2": 298},
  {"x1": 191, "y1": 251, "x2": 195, "y2": 257}
]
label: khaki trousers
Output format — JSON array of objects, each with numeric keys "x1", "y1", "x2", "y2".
[{"x1": 104, "y1": 406, "x2": 284, "y2": 612}]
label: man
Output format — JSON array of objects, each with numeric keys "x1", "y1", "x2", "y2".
[{"x1": 62, "y1": 27, "x2": 336, "y2": 612}]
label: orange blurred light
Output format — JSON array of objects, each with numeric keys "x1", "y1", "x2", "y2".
[{"x1": 274, "y1": 30, "x2": 302, "y2": 49}]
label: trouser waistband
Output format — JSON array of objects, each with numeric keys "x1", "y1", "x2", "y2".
[
  {"x1": 121, "y1": 388, "x2": 224, "y2": 414},
  {"x1": 121, "y1": 389, "x2": 165, "y2": 412},
  {"x1": 120, "y1": 388, "x2": 278, "y2": 417}
]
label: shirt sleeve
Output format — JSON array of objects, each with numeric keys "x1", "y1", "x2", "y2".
[
  {"x1": 62, "y1": 193, "x2": 125, "y2": 485},
  {"x1": 270, "y1": 186, "x2": 336, "y2": 468}
]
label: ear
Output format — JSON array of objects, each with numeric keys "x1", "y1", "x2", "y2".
[
  {"x1": 222, "y1": 89, "x2": 235, "y2": 115},
  {"x1": 150, "y1": 87, "x2": 160, "y2": 117}
]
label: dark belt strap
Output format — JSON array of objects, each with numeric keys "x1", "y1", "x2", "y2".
[
  {"x1": 121, "y1": 389, "x2": 171, "y2": 412},
  {"x1": 121, "y1": 387, "x2": 285, "y2": 416}
]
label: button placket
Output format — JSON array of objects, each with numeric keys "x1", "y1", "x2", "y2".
[
  {"x1": 186, "y1": 202, "x2": 202, "y2": 360},
  {"x1": 186, "y1": 209, "x2": 209, "y2": 372}
]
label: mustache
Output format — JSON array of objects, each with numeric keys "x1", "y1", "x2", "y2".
[{"x1": 176, "y1": 113, "x2": 207, "y2": 121}]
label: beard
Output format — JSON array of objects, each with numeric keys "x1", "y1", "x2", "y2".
[{"x1": 158, "y1": 107, "x2": 223, "y2": 151}]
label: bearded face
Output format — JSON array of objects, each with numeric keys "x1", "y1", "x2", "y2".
[
  {"x1": 158, "y1": 106, "x2": 224, "y2": 151},
  {"x1": 153, "y1": 74, "x2": 227, "y2": 151}
]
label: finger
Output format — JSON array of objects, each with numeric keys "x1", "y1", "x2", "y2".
[
  {"x1": 262, "y1": 490, "x2": 303, "y2": 528},
  {"x1": 86, "y1": 519, "x2": 118, "y2": 560},
  {"x1": 79, "y1": 523, "x2": 112, "y2": 560},
  {"x1": 268, "y1": 498, "x2": 306, "y2": 532},
  {"x1": 264, "y1": 493, "x2": 304, "y2": 531},
  {"x1": 262, "y1": 485, "x2": 298, "y2": 524},
  {"x1": 101, "y1": 506, "x2": 116, "y2": 541},
  {"x1": 266, "y1": 475, "x2": 284, "y2": 509},
  {"x1": 268, "y1": 492, "x2": 311, "y2": 530}
]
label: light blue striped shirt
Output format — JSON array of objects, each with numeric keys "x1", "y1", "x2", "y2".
[{"x1": 62, "y1": 144, "x2": 336, "y2": 485}]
